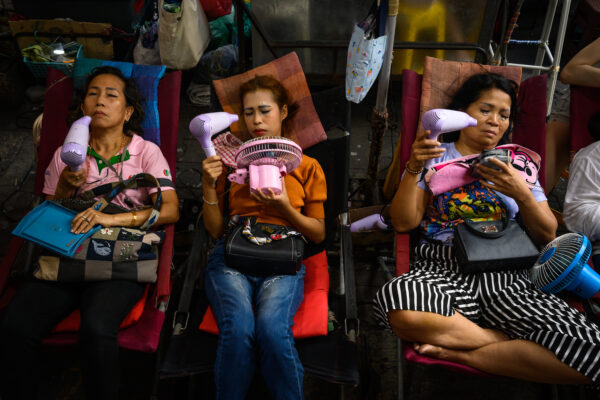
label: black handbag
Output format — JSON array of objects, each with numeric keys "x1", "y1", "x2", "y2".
[
  {"x1": 224, "y1": 218, "x2": 305, "y2": 276},
  {"x1": 453, "y1": 215, "x2": 539, "y2": 273}
]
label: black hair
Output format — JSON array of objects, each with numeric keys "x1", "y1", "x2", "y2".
[
  {"x1": 589, "y1": 111, "x2": 600, "y2": 142},
  {"x1": 69, "y1": 66, "x2": 145, "y2": 136},
  {"x1": 443, "y1": 73, "x2": 519, "y2": 145}
]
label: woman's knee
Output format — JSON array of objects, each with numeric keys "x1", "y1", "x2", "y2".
[{"x1": 255, "y1": 314, "x2": 292, "y2": 351}]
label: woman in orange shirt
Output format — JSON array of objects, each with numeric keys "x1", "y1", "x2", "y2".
[{"x1": 201, "y1": 75, "x2": 326, "y2": 400}]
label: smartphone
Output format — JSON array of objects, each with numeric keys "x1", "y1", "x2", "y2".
[{"x1": 472, "y1": 149, "x2": 511, "y2": 176}]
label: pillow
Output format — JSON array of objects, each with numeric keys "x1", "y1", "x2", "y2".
[
  {"x1": 73, "y1": 57, "x2": 166, "y2": 145},
  {"x1": 417, "y1": 56, "x2": 522, "y2": 139},
  {"x1": 212, "y1": 52, "x2": 327, "y2": 150}
]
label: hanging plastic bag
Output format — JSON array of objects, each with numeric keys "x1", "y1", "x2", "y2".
[
  {"x1": 158, "y1": 0, "x2": 211, "y2": 70},
  {"x1": 345, "y1": 1, "x2": 387, "y2": 104}
]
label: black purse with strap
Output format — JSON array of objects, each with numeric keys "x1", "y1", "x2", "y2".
[
  {"x1": 224, "y1": 217, "x2": 305, "y2": 276},
  {"x1": 453, "y1": 214, "x2": 539, "y2": 273}
]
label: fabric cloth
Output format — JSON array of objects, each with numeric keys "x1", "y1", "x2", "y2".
[
  {"x1": 372, "y1": 242, "x2": 600, "y2": 382},
  {"x1": 73, "y1": 57, "x2": 166, "y2": 145},
  {"x1": 212, "y1": 130, "x2": 243, "y2": 168},
  {"x1": 205, "y1": 240, "x2": 305, "y2": 400},
  {"x1": 414, "y1": 142, "x2": 546, "y2": 243},
  {"x1": 563, "y1": 141, "x2": 600, "y2": 255},
  {"x1": 0, "y1": 279, "x2": 145, "y2": 400},
  {"x1": 212, "y1": 52, "x2": 327, "y2": 150},
  {"x1": 224, "y1": 154, "x2": 327, "y2": 227},
  {"x1": 43, "y1": 134, "x2": 174, "y2": 209}
]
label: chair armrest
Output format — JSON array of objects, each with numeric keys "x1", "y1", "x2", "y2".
[
  {"x1": 339, "y1": 217, "x2": 359, "y2": 340},
  {"x1": 155, "y1": 224, "x2": 174, "y2": 302},
  {"x1": 395, "y1": 232, "x2": 411, "y2": 277}
]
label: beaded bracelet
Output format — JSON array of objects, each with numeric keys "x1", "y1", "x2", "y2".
[{"x1": 405, "y1": 161, "x2": 424, "y2": 175}]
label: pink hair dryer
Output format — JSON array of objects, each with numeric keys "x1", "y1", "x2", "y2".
[
  {"x1": 189, "y1": 112, "x2": 239, "y2": 157},
  {"x1": 60, "y1": 115, "x2": 91, "y2": 171},
  {"x1": 350, "y1": 213, "x2": 389, "y2": 232},
  {"x1": 422, "y1": 109, "x2": 477, "y2": 140}
]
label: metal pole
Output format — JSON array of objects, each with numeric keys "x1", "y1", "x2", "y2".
[
  {"x1": 533, "y1": 0, "x2": 559, "y2": 75},
  {"x1": 374, "y1": 0, "x2": 399, "y2": 114},
  {"x1": 546, "y1": 0, "x2": 571, "y2": 115},
  {"x1": 366, "y1": 0, "x2": 398, "y2": 205}
]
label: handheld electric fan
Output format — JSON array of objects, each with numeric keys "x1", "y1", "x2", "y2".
[
  {"x1": 350, "y1": 213, "x2": 389, "y2": 232},
  {"x1": 422, "y1": 109, "x2": 478, "y2": 140},
  {"x1": 60, "y1": 115, "x2": 91, "y2": 171},
  {"x1": 529, "y1": 233, "x2": 600, "y2": 299},
  {"x1": 189, "y1": 112, "x2": 239, "y2": 157},
  {"x1": 228, "y1": 136, "x2": 303, "y2": 195}
]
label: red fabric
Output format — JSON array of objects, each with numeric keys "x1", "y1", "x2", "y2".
[
  {"x1": 35, "y1": 68, "x2": 72, "y2": 197},
  {"x1": 199, "y1": 0, "x2": 232, "y2": 21},
  {"x1": 399, "y1": 70, "x2": 423, "y2": 169},
  {"x1": 51, "y1": 286, "x2": 149, "y2": 333},
  {"x1": 402, "y1": 342, "x2": 495, "y2": 377},
  {"x1": 395, "y1": 233, "x2": 411, "y2": 277},
  {"x1": 199, "y1": 250, "x2": 330, "y2": 338},
  {"x1": 570, "y1": 85, "x2": 600, "y2": 153},
  {"x1": 513, "y1": 74, "x2": 547, "y2": 188}
]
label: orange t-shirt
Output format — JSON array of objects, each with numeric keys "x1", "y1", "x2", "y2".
[{"x1": 216, "y1": 154, "x2": 326, "y2": 226}]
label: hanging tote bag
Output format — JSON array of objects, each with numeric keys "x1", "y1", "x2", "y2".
[
  {"x1": 345, "y1": 1, "x2": 387, "y2": 104},
  {"x1": 158, "y1": 0, "x2": 211, "y2": 70}
]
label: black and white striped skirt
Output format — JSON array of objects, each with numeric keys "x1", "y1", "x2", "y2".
[{"x1": 372, "y1": 242, "x2": 600, "y2": 382}]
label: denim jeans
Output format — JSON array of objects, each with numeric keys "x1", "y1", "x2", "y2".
[{"x1": 205, "y1": 239, "x2": 306, "y2": 400}]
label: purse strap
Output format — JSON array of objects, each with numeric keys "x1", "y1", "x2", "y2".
[
  {"x1": 240, "y1": 218, "x2": 303, "y2": 245},
  {"x1": 90, "y1": 173, "x2": 162, "y2": 229},
  {"x1": 462, "y1": 212, "x2": 509, "y2": 239}
]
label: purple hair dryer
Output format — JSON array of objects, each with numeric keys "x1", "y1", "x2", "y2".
[
  {"x1": 350, "y1": 213, "x2": 389, "y2": 232},
  {"x1": 60, "y1": 115, "x2": 91, "y2": 171},
  {"x1": 189, "y1": 112, "x2": 239, "y2": 157},
  {"x1": 422, "y1": 109, "x2": 477, "y2": 140}
]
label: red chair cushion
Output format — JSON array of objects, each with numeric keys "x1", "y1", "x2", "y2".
[
  {"x1": 199, "y1": 250, "x2": 329, "y2": 338},
  {"x1": 50, "y1": 285, "x2": 149, "y2": 333}
]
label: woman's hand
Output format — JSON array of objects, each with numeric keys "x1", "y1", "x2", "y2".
[
  {"x1": 202, "y1": 155, "x2": 223, "y2": 188},
  {"x1": 251, "y1": 178, "x2": 291, "y2": 214},
  {"x1": 71, "y1": 208, "x2": 115, "y2": 234},
  {"x1": 407, "y1": 129, "x2": 446, "y2": 171},
  {"x1": 476, "y1": 158, "x2": 531, "y2": 201}
]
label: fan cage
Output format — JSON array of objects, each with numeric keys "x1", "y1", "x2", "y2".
[
  {"x1": 235, "y1": 137, "x2": 302, "y2": 170},
  {"x1": 530, "y1": 234, "x2": 592, "y2": 293}
]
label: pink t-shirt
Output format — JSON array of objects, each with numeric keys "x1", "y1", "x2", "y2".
[{"x1": 43, "y1": 134, "x2": 174, "y2": 209}]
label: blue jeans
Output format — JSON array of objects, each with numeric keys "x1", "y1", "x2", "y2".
[{"x1": 205, "y1": 240, "x2": 305, "y2": 400}]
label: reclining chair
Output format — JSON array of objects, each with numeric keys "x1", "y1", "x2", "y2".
[
  {"x1": 382, "y1": 56, "x2": 555, "y2": 399},
  {"x1": 0, "y1": 63, "x2": 181, "y2": 396},
  {"x1": 159, "y1": 52, "x2": 361, "y2": 398}
]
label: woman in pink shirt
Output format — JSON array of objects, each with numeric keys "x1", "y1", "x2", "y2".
[{"x1": 0, "y1": 66, "x2": 179, "y2": 400}]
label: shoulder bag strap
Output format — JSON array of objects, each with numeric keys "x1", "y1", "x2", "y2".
[{"x1": 90, "y1": 173, "x2": 162, "y2": 229}]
